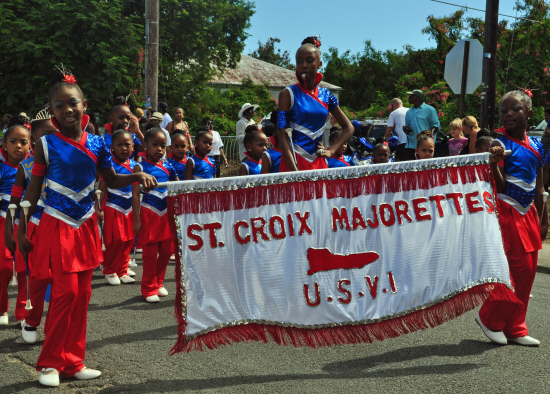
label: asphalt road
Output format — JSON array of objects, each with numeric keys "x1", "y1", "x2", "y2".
[{"x1": 1, "y1": 252, "x2": 550, "y2": 394}]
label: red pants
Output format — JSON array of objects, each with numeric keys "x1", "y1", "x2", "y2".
[
  {"x1": 24, "y1": 276, "x2": 51, "y2": 328},
  {"x1": 0, "y1": 257, "x2": 26, "y2": 320},
  {"x1": 102, "y1": 240, "x2": 133, "y2": 277},
  {"x1": 141, "y1": 240, "x2": 171, "y2": 298},
  {"x1": 479, "y1": 202, "x2": 541, "y2": 338}
]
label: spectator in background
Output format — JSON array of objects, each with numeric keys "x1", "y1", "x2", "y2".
[
  {"x1": 539, "y1": 108, "x2": 550, "y2": 158},
  {"x1": 236, "y1": 103, "x2": 259, "y2": 161},
  {"x1": 462, "y1": 115, "x2": 481, "y2": 154},
  {"x1": 447, "y1": 118, "x2": 468, "y2": 156},
  {"x1": 166, "y1": 108, "x2": 192, "y2": 155},
  {"x1": 136, "y1": 108, "x2": 148, "y2": 126},
  {"x1": 403, "y1": 90, "x2": 440, "y2": 161},
  {"x1": 203, "y1": 117, "x2": 228, "y2": 177},
  {"x1": 158, "y1": 102, "x2": 172, "y2": 129},
  {"x1": 384, "y1": 98, "x2": 409, "y2": 161},
  {"x1": 146, "y1": 108, "x2": 153, "y2": 122}
]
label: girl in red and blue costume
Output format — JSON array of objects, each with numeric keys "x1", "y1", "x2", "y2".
[
  {"x1": 476, "y1": 90, "x2": 548, "y2": 347},
  {"x1": 277, "y1": 37, "x2": 353, "y2": 172},
  {"x1": 136, "y1": 128, "x2": 178, "y2": 302},
  {"x1": 102, "y1": 96, "x2": 144, "y2": 159},
  {"x1": 0, "y1": 119, "x2": 32, "y2": 326},
  {"x1": 262, "y1": 134, "x2": 282, "y2": 174},
  {"x1": 17, "y1": 69, "x2": 156, "y2": 387},
  {"x1": 96, "y1": 129, "x2": 140, "y2": 286},
  {"x1": 5, "y1": 110, "x2": 57, "y2": 343},
  {"x1": 239, "y1": 125, "x2": 268, "y2": 176},
  {"x1": 166, "y1": 132, "x2": 188, "y2": 179},
  {"x1": 184, "y1": 129, "x2": 216, "y2": 180}
]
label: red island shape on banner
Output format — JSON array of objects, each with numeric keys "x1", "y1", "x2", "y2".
[{"x1": 306, "y1": 248, "x2": 380, "y2": 275}]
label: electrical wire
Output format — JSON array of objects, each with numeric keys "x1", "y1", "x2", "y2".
[{"x1": 427, "y1": 0, "x2": 541, "y2": 23}]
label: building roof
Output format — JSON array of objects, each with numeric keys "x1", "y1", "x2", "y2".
[{"x1": 209, "y1": 55, "x2": 343, "y2": 91}]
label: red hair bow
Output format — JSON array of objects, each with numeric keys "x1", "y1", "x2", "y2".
[
  {"x1": 313, "y1": 39, "x2": 321, "y2": 48},
  {"x1": 23, "y1": 123, "x2": 31, "y2": 130},
  {"x1": 524, "y1": 89, "x2": 533, "y2": 98},
  {"x1": 62, "y1": 74, "x2": 77, "y2": 84}
]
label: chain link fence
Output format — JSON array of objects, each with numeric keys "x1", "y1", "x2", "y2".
[{"x1": 219, "y1": 136, "x2": 241, "y2": 177}]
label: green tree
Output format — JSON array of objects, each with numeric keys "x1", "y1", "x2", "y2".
[
  {"x1": 248, "y1": 37, "x2": 294, "y2": 70},
  {"x1": 0, "y1": 0, "x2": 255, "y2": 119}
]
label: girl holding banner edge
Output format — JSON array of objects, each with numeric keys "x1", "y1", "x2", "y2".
[
  {"x1": 476, "y1": 90, "x2": 548, "y2": 347},
  {"x1": 277, "y1": 36, "x2": 354, "y2": 172}
]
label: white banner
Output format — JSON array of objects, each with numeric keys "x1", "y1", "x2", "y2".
[{"x1": 168, "y1": 154, "x2": 512, "y2": 352}]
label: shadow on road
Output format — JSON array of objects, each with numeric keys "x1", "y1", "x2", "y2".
[
  {"x1": 86, "y1": 325, "x2": 177, "y2": 351},
  {"x1": 322, "y1": 340, "x2": 497, "y2": 374},
  {"x1": 93, "y1": 363, "x2": 483, "y2": 392}
]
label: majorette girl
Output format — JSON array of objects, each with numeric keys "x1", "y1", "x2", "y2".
[
  {"x1": 239, "y1": 125, "x2": 268, "y2": 176},
  {"x1": 476, "y1": 90, "x2": 548, "y2": 347},
  {"x1": 277, "y1": 36, "x2": 353, "y2": 172},
  {"x1": 96, "y1": 129, "x2": 141, "y2": 286},
  {"x1": 166, "y1": 132, "x2": 189, "y2": 180},
  {"x1": 0, "y1": 116, "x2": 32, "y2": 326},
  {"x1": 5, "y1": 108, "x2": 56, "y2": 344},
  {"x1": 17, "y1": 68, "x2": 156, "y2": 387},
  {"x1": 261, "y1": 111, "x2": 282, "y2": 174},
  {"x1": 135, "y1": 128, "x2": 178, "y2": 303}
]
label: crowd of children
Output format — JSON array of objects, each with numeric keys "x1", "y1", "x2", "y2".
[{"x1": 0, "y1": 53, "x2": 546, "y2": 388}]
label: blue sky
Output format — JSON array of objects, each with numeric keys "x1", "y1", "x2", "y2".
[{"x1": 244, "y1": 0, "x2": 522, "y2": 59}]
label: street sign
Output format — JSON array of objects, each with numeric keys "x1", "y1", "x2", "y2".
[{"x1": 444, "y1": 39, "x2": 483, "y2": 95}]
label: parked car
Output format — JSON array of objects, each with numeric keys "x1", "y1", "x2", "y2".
[{"x1": 527, "y1": 119, "x2": 546, "y2": 142}]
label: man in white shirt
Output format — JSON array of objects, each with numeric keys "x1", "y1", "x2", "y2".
[
  {"x1": 158, "y1": 102, "x2": 172, "y2": 130},
  {"x1": 384, "y1": 98, "x2": 409, "y2": 161},
  {"x1": 235, "y1": 103, "x2": 259, "y2": 161},
  {"x1": 203, "y1": 117, "x2": 228, "y2": 177}
]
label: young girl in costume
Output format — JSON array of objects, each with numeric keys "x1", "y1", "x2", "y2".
[
  {"x1": 17, "y1": 69, "x2": 156, "y2": 387},
  {"x1": 476, "y1": 90, "x2": 547, "y2": 347},
  {"x1": 184, "y1": 129, "x2": 215, "y2": 180},
  {"x1": 323, "y1": 128, "x2": 355, "y2": 168},
  {"x1": 370, "y1": 143, "x2": 392, "y2": 164},
  {"x1": 239, "y1": 125, "x2": 268, "y2": 176},
  {"x1": 136, "y1": 128, "x2": 178, "y2": 303},
  {"x1": 262, "y1": 112, "x2": 282, "y2": 174},
  {"x1": 5, "y1": 109, "x2": 56, "y2": 343},
  {"x1": 166, "y1": 132, "x2": 188, "y2": 179},
  {"x1": 0, "y1": 117, "x2": 32, "y2": 326},
  {"x1": 103, "y1": 96, "x2": 145, "y2": 157},
  {"x1": 96, "y1": 130, "x2": 140, "y2": 286},
  {"x1": 415, "y1": 131, "x2": 435, "y2": 160},
  {"x1": 277, "y1": 36, "x2": 353, "y2": 172}
]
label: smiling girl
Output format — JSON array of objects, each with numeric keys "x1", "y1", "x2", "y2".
[
  {"x1": 17, "y1": 69, "x2": 156, "y2": 387},
  {"x1": 277, "y1": 36, "x2": 353, "y2": 172}
]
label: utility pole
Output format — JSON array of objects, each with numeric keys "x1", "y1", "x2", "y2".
[
  {"x1": 480, "y1": 0, "x2": 499, "y2": 130},
  {"x1": 145, "y1": 0, "x2": 159, "y2": 112}
]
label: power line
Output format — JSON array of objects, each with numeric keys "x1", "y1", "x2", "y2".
[{"x1": 427, "y1": 0, "x2": 541, "y2": 23}]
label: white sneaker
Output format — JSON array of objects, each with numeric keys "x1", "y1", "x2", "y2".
[
  {"x1": 136, "y1": 248, "x2": 142, "y2": 253},
  {"x1": 170, "y1": 254, "x2": 176, "y2": 261},
  {"x1": 73, "y1": 367, "x2": 101, "y2": 380},
  {"x1": 508, "y1": 335, "x2": 540, "y2": 346},
  {"x1": 0, "y1": 315, "x2": 8, "y2": 325},
  {"x1": 158, "y1": 286, "x2": 168, "y2": 297},
  {"x1": 145, "y1": 295, "x2": 160, "y2": 303},
  {"x1": 129, "y1": 258, "x2": 137, "y2": 267},
  {"x1": 21, "y1": 320, "x2": 38, "y2": 344},
  {"x1": 119, "y1": 275, "x2": 135, "y2": 284},
  {"x1": 475, "y1": 313, "x2": 507, "y2": 345},
  {"x1": 105, "y1": 274, "x2": 120, "y2": 286},
  {"x1": 39, "y1": 368, "x2": 59, "y2": 387},
  {"x1": 127, "y1": 268, "x2": 136, "y2": 277}
]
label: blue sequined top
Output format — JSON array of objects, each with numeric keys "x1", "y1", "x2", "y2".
[
  {"x1": 326, "y1": 155, "x2": 355, "y2": 168},
  {"x1": 21, "y1": 157, "x2": 46, "y2": 223},
  {"x1": 42, "y1": 132, "x2": 112, "y2": 229},
  {"x1": 136, "y1": 157, "x2": 177, "y2": 217},
  {"x1": 284, "y1": 84, "x2": 338, "y2": 163},
  {"x1": 0, "y1": 161, "x2": 18, "y2": 219},
  {"x1": 189, "y1": 155, "x2": 215, "y2": 180},
  {"x1": 495, "y1": 131, "x2": 543, "y2": 214},
  {"x1": 106, "y1": 158, "x2": 137, "y2": 215}
]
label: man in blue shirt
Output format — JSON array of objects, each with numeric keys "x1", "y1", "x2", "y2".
[{"x1": 404, "y1": 90, "x2": 440, "y2": 160}]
